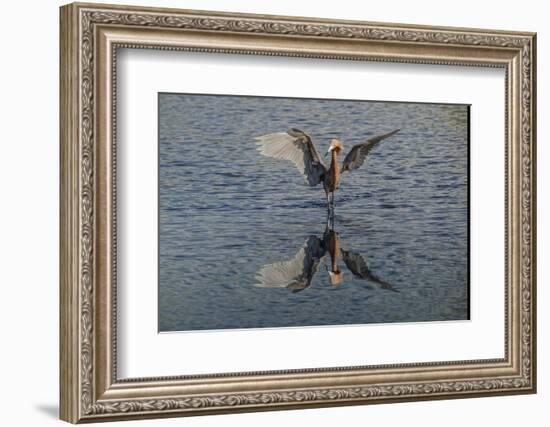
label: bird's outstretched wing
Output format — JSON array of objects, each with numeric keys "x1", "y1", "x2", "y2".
[
  {"x1": 342, "y1": 129, "x2": 400, "y2": 172},
  {"x1": 255, "y1": 128, "x2": 326, "y2": 186},
  {"x1": 255, "y1": 236, "x2": 326, "y2": 293},
  {"x1": 341, "y1": 249, "x2": 397, "y2": 292}
]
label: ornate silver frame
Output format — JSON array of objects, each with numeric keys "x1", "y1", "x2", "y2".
[{"x1": 60, "y1": 2, "x2": 536, "y2": 423}]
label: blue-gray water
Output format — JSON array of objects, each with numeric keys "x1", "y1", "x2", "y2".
[{"x1": 159, "y1": 93, "x2": 469, "y2": 332}]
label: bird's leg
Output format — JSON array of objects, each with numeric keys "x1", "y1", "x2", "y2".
[
  {"x1": 325, "y1": 192, "x2": 333, "y2": 229},
  {"x1": 328, "y1": 192, "x2": 335, "y2": 229},
  {"x1": 330, "y1": 202, "x2": 334, "y2": 230},
  {"x1": 333, "y1": 193, "x2": 337, "y2": 229},
  {"x1": 326, "y1": 193, "x2": 331, "y2": 228}
]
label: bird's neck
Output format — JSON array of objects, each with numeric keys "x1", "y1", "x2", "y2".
[
  {"x1": 331, "y1": 255, "x2": 339, "y2": 274},
  {"x1": 328, "y1": 231, "x2": 340, "y2": 272},
  {"x1": 330, "y1": 150, "x2": 340, "y2": 172}
]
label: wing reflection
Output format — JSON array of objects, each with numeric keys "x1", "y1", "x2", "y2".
[
  {"x1": 341, "y1": 249, "x2": 398, "y2": 292},
  {"x1": 255, "y1": 223, "x2": 396, "y2": 292},
  {"x1": 255, "y1": 236, "x2": 326, "y2": 293}
]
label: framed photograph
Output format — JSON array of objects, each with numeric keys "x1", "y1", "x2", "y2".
[{"x1": 60, "y1": 2, "x2": 537, "y2": 423}]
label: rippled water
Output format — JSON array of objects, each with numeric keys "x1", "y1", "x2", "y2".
[{"x1": 159, "y1": 93, "x2": 469, "y2": 332}]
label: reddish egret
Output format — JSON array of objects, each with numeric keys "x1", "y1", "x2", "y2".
[{"x1": 255, "y1": 128, "x2": 400, "y2": 212}]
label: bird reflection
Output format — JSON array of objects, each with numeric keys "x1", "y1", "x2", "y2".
[{"x1": 255, "y1": 223, "x2": 396, "y2": 293}]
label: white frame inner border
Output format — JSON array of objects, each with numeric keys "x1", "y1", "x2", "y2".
[{"x1": 116, "y1": 49, "x2": 505, "y2": 378}]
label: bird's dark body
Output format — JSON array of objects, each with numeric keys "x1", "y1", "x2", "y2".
[{"x1": 325, "y1": 150, "x2": 341, "y2": 194}]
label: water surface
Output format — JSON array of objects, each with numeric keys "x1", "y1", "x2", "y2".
[{"x1": 159, "y1": 93, "x2": 469, "y2": 332}]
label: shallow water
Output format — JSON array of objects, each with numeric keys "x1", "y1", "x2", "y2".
[{"x1": 158, "y1": 93, "x2": 469, "y2": 332}]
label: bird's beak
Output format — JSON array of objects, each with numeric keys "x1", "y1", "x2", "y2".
[{"x1": 325, "y1": 146, "x2": 333, "y2": 158}]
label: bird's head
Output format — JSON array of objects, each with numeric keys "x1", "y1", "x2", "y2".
[
  {"x1": 328, "y1": 269, "x2": 344, "y2": 286},
  {"x1": 326, "y1": 139, "x2": 344, "y2": 156}
]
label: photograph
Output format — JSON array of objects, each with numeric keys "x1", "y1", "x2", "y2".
[
  {"x1": 158, "y1": 93, "x2": 470, "y2": 332},
  {"x1": 56, "y1": 2, "x2": 536, "y2": 422}
]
